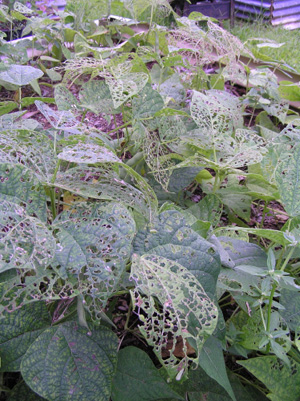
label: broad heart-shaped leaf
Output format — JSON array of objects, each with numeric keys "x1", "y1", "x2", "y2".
[
  {"x1": 0, "y1": 302, "x2": 51, "y2": 372},
  {"x1": 35, "y1": 101, "x2": 79, "y2": 130},
  {"x1": 0, "y1": 129, "x2": 56, "y2": 182},
  {"x1": 132, "y1": 83, "x2": 165, "y2": 120},
  {"x1": 57, "y1": 142, "x2": 120, "y2": 164},
  {"x1": 130, "y1": 254, "x2": 218, "y2": 379},
  {"x1": 79, "y1": 80, "x2": 119, "y2": 115},
  {"x1": 199, "y1": 336, "x2": 236, "y2": 401},
  {"x1": 53, "y1": 202, "x2": 135, "y2": 318},
  {"x1": 133, "y1": 210, "x2": 220, "y2": 299},
  {"x1": 55, "y1": 165, "x2": 158, "y2": 221},
  {"x1": 279, "y1": 289, "x2": 300, "y2": 332},
  {"x1": 0, "y1": 64, "x2": 43, "y2": 87},
  {"x1": 111, "y1": 346, "x2": 183, "y2": 401},
  {"x1": 7, "y1": 381, "x2": 46, "y2": 401},
  {"x1": 276, "y1": 143, "x2": 300, "y2": 217},
  {"x1": 238, "y1": 356, "x2": 300, "y2": 401},
  {"x1": 0, "y1": 163, "x2": 47, "y2": 222},
  {"x1": 21, "y1": 321, "x2": 118, "y2": 401},
  {"x1": 0, "y1": 200, "x2": 56, "y2": 273}
]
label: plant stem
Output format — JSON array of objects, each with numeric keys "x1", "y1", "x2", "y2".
[
  {"x1": 106, "y1": 121, "x2": 131, "y2": 135},
  {"x1": 50, "y1": 160, "x2": 61, "y2": 220}
]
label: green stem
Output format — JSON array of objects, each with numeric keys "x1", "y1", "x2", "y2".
[
  {"x1": 260, "y1": 201, "x2": 269, "y2": 228},
  {"x1": 77, "y1": 296, "x2": 90, "y2": 331},
  {"x1": 50, "y1": 160, "x2": 61, "y2": 220},
  {"x1": 106, "y1": 121, "x2": 131, "y2": 135}
]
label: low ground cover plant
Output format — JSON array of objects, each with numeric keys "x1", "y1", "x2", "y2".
[{"x1": 0, "y1": 1, "x2": 300, "y2": 400}]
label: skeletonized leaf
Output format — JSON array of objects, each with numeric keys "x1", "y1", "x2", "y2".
[
  {"x1": 0, "y1": 130, "x2": 56, "y2": 181},
  {"x1": 0, "y1": 302, "x2": 51, "y2": 372},
  {"x1": 21, "y1": 322, "x2": 118, "y2": 401},
  {"x1": 57, "y1": 142, "x2": 120, "y2": 164},
  {"x1": 0, "y1": 200, "x2": 56, "y2": 273},
  {"x1": 130, "y1": 253, "x2": 218, "y2": 379},
  {"x1": 35, "y1": 101, "x2": 79, "y2": 130}
]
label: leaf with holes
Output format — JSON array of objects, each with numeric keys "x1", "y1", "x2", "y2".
[
  {"x1": 21, "y1": 321, "x2": 118, "y2": 401},
  {"x1": 79, "y1": 80, "x2": 119, "y2": 115},
  {"x1": 0, "y1": 302, "x2": 51, "y2": 372},
  {"x1": 0, "y1": 200, "x2": 56, "y2": 273},
  {"x1": 0, "y1": 130, "x2": 56, "y2": 181},
  {"x1": 57, "y1": 142, "x2": 120, "y2": 164},
  {"x1": 0, "y1": 163, "x2": 47, "y2": 222},
  {"x1": 130, "y1": 253, "x2": 218, "y2": 379},
  {"x1": 133, "y1": 210, "x2": 220, "y2": 298},
  {"x1": 54, "y1": 84, "x2": 80, "y2": 111},
  {"x1": 276, "y1": 143, "x2": 300, "y2": 217},
  {"x1": 53, "y1": 202, "x2": 135, "y2": 317},
  {"x1": 35, "y1": 101, "x2": 79, "y2": 130},
  {"x1": 238, "y1": 356, "x2": 300, "y2": 401}
]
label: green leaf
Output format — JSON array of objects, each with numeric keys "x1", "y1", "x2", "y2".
[
  {"x1": 0, "y1": 64, "x2": 43, "y2": 87},
  {"x1": 0, "y1": 164, "x2": 47, "y2": 222},
  {"x1": 0, "y1": 200, "x2": 56, "y2": 273},
  {"x1": 79, "y1": 80, "x2": 118, "y2": 115},
  {"x1": 132, "y1": 83, "x2": 164, "y2": 120},
  {"x1": 0, "y1": 302, "x2": 51, "y2": 372},
  {"x1": 199, "y1": 336, "x2": 236, "y2": 401},
  {"x1": 54, "y1": 84, "x2": 80, "y2": 111},
  {"x1": 276, "y1": 143, "x2": 300, "y2": 217},
  {"x1": 133, "y1": 210, "x2": 221, "y2": 298},
  {"x1": 279, "y1": 81, "x2": 300, "y2": 102},
  {"x1": 57, "y1": 142, "x2": 120, "y2": 164},
  {"x1": 111, "y1": 346, "x2": 183, "y2": 401},
  {"x1": 7, "y1": 381, "x2": 46, "y2": 401},
  {"x1": 238, "y1": 356, "x2": 300, "y2": 401},
  {"x1": 279, "y1": 289, "x2": 300, "y2": 332},
  {"x1": 53, "y1": 202, "x2": 135, "y2": 316},
  {"x1": 35, "y1": 101, "x2": 79, "y2": 130},
  {"x1": 21, "y1": 321, "x2": 118, "y2": 401},
  {"x1": 0, "y1": 101, "x2": 18, "y2": 116},
  {"x1": 130, "y1": 254, "x2": 218, "y2": 379}
]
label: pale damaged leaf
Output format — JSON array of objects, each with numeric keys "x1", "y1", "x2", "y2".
[
  {"x1": 0, "y1": 200, "x2": 55, "y2": 273},
  {"x1": 130, "y1": 254, "x2": 218, "y2": 379},
  {"x1": 57, "y1": 142, "x2": 120, "y2": 164},
  {"x1": 35, "y1": 101, "x2": 79, "y2": 130},
  {"x1": 79, "y1": 80, "x2": 119, "y2": 115}
]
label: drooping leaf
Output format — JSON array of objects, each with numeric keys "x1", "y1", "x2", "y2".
[
  {"x1": 0, "y1": 129, "x2": 56, "y2": 181},
  {"x1": 0, "y1": 163, "x2": 47, "y2": 222},
  {"x1": 0, "y1": 200, "x2": 56, "y2": 273},
  {"x1": 53, "y1": 202, "x2": 135, "y2": 317},
  {"x1": 21, "y1": 321, "x2": 118, "y2": 401},
  {"x1": 133, "y1": 210, "x2": 220, "y2": 298},
  {"x1": 0, "y1": 64, "x2": 43, "y2": 87},
  {"x1": 0, "y1": 302, "x2": 51, "y2": 372},
  {"x1": 111, "y1": 346, "x2": 183, "y2": 401},
  {"x1": 276, "y1": 143, "x2": 300, "y2": 217},
  {"x1": 238, "y1": 356, "x2": 300, "y2": 401},
  {"x1": 130, "y1": 254, "x2": 218, "y2": 379},
  {"x1": 199, "y1": 336, "x2": 236, "y2": 401}
]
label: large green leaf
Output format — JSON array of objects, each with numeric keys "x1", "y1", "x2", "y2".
[
  {"x1": 130, "y1": 254, "x2": 218, "y2": 379},
  {"x1": 279, "y1": 289, "x2": 300, "y2": 332},
  {"x1": 0, "y1": 64, "x2": 43, "y2": 87},
  {"x1": 79, "y1": 80, "x2": 119, "y2": 115},
  {"x1": 111, "y1": 346, "x2": 183, "y2": 401},
  {"x1": 55, "y1": 165, "x2": 158, "y2": 221},
  {"x1": 238, "y1": 356, "x2": 300, "y2": 401},
  {"x1": 276, "y1": 143, "x2": 300, "y2": 217},
  {"x1": 21, "y1": 321, "x2": 118, "y2": 401},
  {"x1": 0, "y1": 130, "x2": 56, "y2": 181},
  {"x1": 133, "y1": 210, "x2": 220, "y2": 298},
  {"x1": 0, "y1": 302, "x2": 51, "y2": 371},
  {"x1": 199, "y1": 336, "x2": 236, "y2": 401},
  {"x1": 53, "y1": 202, "x2": 135, "y2": 316},
  {"x1": 132, "y1": 83, "x2": 164, "y2": 120},
  {"x1": 0, "y1": 163, "x2": 47, "y2": 222},
  {"x1": 0, "y1": 199, "x2": 56, "y2": 273}
]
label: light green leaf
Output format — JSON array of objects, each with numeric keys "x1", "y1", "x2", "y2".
[
  {"x1": 111, "y1": 346, "x2": 183, "y2": 401},
  {"x1": 57, "y1": 142, "x2": 120, "y2": 164},
  {"x1": 35, "y1": 101, "x2": 79, "y2": 130},
  {"x1": 130, "y1": 254, "x2": 218, "y2": 379},
  {"x1": 217, "y1": 227, "x2": 291, "y2": 247},
  {"x1": 199, "y1": 336, "x2": 236, "y2": 401},
  {"x1": 276, "y1": 143, "x2": 300, "y2": 217},
  {"x1": 238, "y1": 356, "x2": 300, "y2": 401},
  {"x1": 279, "y1": 81, "x2": 300, "y2": 101},
  {"x1": 0, "y1": 163, "x2": 47, "y2": 221},
  {"x1": 0, "y1": 64, "x2": 43, "y2": 87},
  {"x1": 21, "y1": 321, "x2": 118, "y2": 401},
  {"x1": 0, "y1": 200, "x2": 56, "y2": 273},
  {"x1": 79, "y1": 80, "x2": 118, "y2": 115},
  {"x1": 54, "y1": 84, "x2": 80, "y2": 111},
  {"x1": 133, "y1": 210, "x2": 220, "y2": 298},
  {"x1": 0, "y1": 302, "x2": 51, "y2": 372}
]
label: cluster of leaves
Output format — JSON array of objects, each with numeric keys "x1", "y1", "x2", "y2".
[{"x1": 0, "y1": 1, "x2": 300, "y2": 401}]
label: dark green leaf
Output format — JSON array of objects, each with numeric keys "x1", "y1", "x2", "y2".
[
  {"x1": 280, "y1": 289, "x2": 300, "y2": 331},
  {"x1": 7, "y1": 381, "x2": 46, "y2": 401}
]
